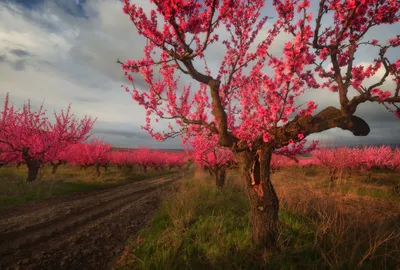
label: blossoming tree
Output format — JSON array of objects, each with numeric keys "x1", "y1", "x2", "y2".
[
  {"x1": 119, "y1": 0, "x2": 400, "y2": 249},
  {"x1": 184, "y1": 134, "x2": 235, "y2": 188},
  {"x1": 0, "y1": 94, "x2": 96, "y2": 181},
  {"x1": 70, "y1": 140, "x2": 111, "y2": 176}
]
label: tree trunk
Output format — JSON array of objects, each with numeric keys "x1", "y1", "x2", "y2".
[
  {"x1": 26, "y1": 160, "x2": 41, "y2": 182},
  {"x1": 234, "y1": 145, "x2": 279, "y2": 250},
  {"x1": 51, "y1": 161, "x2": 62, "y2": 174},
  {"x1": 366, "y1": 171, "x2": 372, "y2": 182},
  {"x1": 126, "y1": 165, "x2": 133, "y2": 173},
  {"x1": 204, "y1": 166, "x2": 213, "y2": 177},
  {"x1": 215, "y1": 166, "x2": 226, "y2": 188},
  {"x1": 329, "y1": 168, "x2": 336, "y2": 182},
  {"x1": 95, "y1": 164, "x2": 101, "y2": 177},
  {"x1": 51, "y1": 164, "x2": 59, "y2": 174}
]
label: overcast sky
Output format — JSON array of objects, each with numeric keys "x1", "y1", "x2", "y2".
[{"x1": 0, "y1": 0, "x2": 399, "y2": 149}]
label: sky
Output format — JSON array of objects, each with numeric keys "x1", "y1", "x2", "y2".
[{"x1": 0, "y1": 0, "x2": 399, "y2": 149}]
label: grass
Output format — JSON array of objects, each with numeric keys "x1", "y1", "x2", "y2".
[
  {"x1": 0, "y1": 164, "x2": 179, "y2": 208},
  {"x1": 116, "y1": 168, "x2": 400, "y2": 270}
]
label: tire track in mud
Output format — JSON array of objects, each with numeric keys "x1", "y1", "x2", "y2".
[{"x1": 0, "y1": 172, "x2": 186, "y2": 269}]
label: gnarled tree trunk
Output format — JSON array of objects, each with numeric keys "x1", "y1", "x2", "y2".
[
  {"x1": 234, "y1": 145, "x2": 279, "y2": 250},
  {"x1": 22, "y1": 147, "x2": 41, "y2": 182}
]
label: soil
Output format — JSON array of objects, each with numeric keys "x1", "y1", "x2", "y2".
[{"x1": 0, "y1": 173, "x2": 186, "y2": 270}]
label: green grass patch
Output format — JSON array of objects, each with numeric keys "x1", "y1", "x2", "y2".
[{"x1": 118, "y1": 179, "x2": 260, "y2": 270}]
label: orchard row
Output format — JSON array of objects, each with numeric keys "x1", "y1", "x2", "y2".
[
  {"x1": 0, "y1": 94, "x2": 187, "y2": 181},
  {"x1": 271, "y1": 146, "x2": 400, "y2": 173},
  {"x1": 187, "y1": 144, "x2": 400, "y2": 187}
]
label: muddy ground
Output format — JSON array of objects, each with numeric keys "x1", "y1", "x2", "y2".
[{"x1": 0, "y1": 173, "x2": 186, "y2": 269}]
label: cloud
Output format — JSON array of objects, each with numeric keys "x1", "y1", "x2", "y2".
[
  {"x1": 9, "y1": 48, "x2": 30, "y2": 57},
  {"x1": 73, "y1": 96, "x2": 103, "y2": 103},
  {"x1": 0, "y1": 0, "x2": 398, "y2": 150},
  {"x1": 0, "y1": 53, "x2": 7, "y2": 62},
  {"x1": 93, "y1": 128, "x2": 150, "y2": 140},
  {"x1": 0, "y1": 0, "x2": 171, "y2": 148}
]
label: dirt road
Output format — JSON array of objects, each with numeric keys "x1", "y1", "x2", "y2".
[{"x1": 0, "y1": 173, "x2": 186, "y2": 269}]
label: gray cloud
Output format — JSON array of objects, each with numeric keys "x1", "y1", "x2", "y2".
[
  {"x1": 73, "y1": 96, "x2": 103, "y2": 103},
  {"x1": 93, "y1": 128, "x2": 182, "y2": 149},
  {"x1": 9, "y1": 48, "x2": 30, "y2": 57},
  {"x1": 93, "y1": 128, "x2": 150, "y2": 140}
]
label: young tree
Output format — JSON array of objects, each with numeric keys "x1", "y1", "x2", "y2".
[
  {"x1": 119, "y1": 0, "x2": 400, "y2": 249},
  {"x1": 357, "y1": 146, "x2": 394, "y2": 181},
  {"x1": 0, "y1": 94, "x2": 96, "y2": 181},
  {"x1": 47, "y1": 147, "x2": 72, "y2": 174},
  {"x1": 165, "y1": 152, "x2": 187, "y2": 170},
  {"x1": 184, "y1": 134, "x2": 234, "y2": 188},
  {"x1": 70, "y1": 140, "x2": 111, "y2": 176}
]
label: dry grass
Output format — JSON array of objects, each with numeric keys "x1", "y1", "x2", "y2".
[{"x1": 273, "y1": 166, "x2": 400, "y2": 269}]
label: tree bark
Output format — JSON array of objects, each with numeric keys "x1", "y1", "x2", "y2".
[
  {"x1": 26, "y1": 160, "x2": 41, "y2": 182},
  {"x1": 234, "y1": 145, "x2": 279, "y2": 250}
]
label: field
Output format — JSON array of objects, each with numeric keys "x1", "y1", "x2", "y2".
[
  {"x1": 115, "y1": 166, "x2": 400, "y2": 270},
  {"x1": 1, "y1": 162, "x2": 399, "y2": 269},
  {"x1": 0, "y1": 164, "x2": 190, "y2": 269}
]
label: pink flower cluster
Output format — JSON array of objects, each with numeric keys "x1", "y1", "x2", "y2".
[{"x1": 370, "y1": 88, "x2": 392, "y2": 102}]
